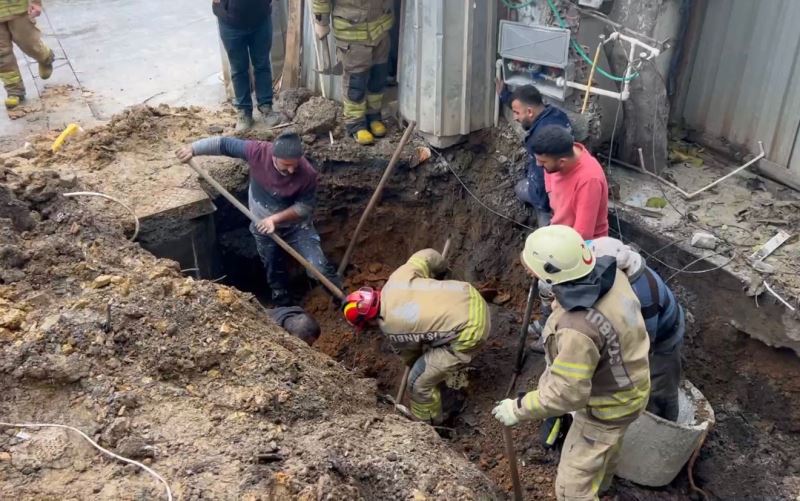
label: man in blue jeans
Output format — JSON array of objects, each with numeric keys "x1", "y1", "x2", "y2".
[
  {"x1": 213, "y1": 0, "x2": 282, "y2": 132},
  {"x1": 497, "y1": 83, "x2": 572, "y2": 227},
  {"x1": 176, "y1": 132, "x2": 341, "y2": 306}
]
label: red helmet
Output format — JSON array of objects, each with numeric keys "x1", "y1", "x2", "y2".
[{"x1": 342, "y1": 287, "x2": 381, "y2": 329}]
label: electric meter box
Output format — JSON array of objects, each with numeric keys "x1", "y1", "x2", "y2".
[{"x1": 498, "y1": 20, "x2": 574, "y2": 101}]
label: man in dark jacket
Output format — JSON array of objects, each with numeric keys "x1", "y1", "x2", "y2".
[
  {"x1": 498, "y1": 83, "x2": 572, "y2": 228},
  {"x1": 176, "y1": 132, "x2": 341, "y2": 306},
  {"x1": 213, "y1": 0, "x2": 281, "y2": 131}
]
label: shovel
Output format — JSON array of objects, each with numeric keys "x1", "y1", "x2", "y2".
[{"x1": 314, "y1": 37, "x2": 343, "y2": 76}]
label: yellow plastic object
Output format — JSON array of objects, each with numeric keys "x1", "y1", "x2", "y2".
[
  {"x1": 4, "y1": 95, "x2": 21, "y2": 109},
  {"x1": 355, "y1": 129, "x2": 374, "y2": 145},
  {"x1": 369, "y1": 120, "x2": 387, "y2": 137},
  {"x1": 51, "y1": 123, "x2": 82, "y2": 152}
]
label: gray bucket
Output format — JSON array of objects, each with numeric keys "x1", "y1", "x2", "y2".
[{"x1": 616, "y1": 380, "x2": 715, "y2": 487}]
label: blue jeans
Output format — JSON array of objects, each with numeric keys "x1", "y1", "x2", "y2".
[
  {"x1": 251, "y1": 223, "x2": 341, "y2": 293},
  {"x1": 218, "y1": 17, "x2": 273, "y2": 112}
]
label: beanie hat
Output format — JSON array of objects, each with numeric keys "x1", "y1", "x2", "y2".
[{"x1": 273, "y1": 132, "x2": 304, "y2": 159}]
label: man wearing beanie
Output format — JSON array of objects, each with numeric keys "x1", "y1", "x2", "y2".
[{"x1": 176, "y1": 132, "x2": 341, "y2": 306}]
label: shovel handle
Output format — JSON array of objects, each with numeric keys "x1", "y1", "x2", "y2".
[
  {"x1": 503, "y1": 426, "x2": 524, "y2": 501},
  {"x1": 186, "y1": 159, "x2": 345, "y2": 300}
]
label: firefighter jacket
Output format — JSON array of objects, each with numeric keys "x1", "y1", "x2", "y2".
[
  {"x1": 311, "y1": 0, "x2": 393, "y2": 44},
  {"x1": 378, "y1": 249, "x2": 490, "y2": 360},
  {"x1": 519, "y1": 266, "x2": 651, "y2": 425},
  {"x1": 0, "y1": 0, "x2": 37, "y2": 21}
]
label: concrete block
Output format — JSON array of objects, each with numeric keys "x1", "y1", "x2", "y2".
[
  {"x1": 617, "y1": 380, "x2": 715, "y2": 487},
  {"x1": 691, "y1": 231, "x2": 718, "y2": 250}
]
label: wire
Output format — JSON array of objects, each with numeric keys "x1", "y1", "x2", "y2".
[
  {"x1": 0, "y1": 421, "x2": 172, "y2": 500},
  {"x1": 545, "y1": 0, "x2": 639, "y2": 83},
  {"x1": 430, "y1": 148, "x2": 536, "y2": 232},
  {"x1": 63, "y1": 191, "x2": 140, "y2": 241},
  {"x1": 763, "y1": 281, "x2": 797, "y2": 312},
  {"x1": 664, "y1": 251, "x2": 736, "y2": 283}
]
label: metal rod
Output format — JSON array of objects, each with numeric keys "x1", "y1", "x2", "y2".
[
  {"x1": 186, "y1": 159, "x2": 345, "y2": 300},
  {"x1": 337, "y1": 121, "x2": 417, "y2": 276},
  {"x1": 441, "y1": 237, "x2": 452, "y2": 260},
  {"x1": 395, "y1": 365, "x2": 411, "y2": 405},
  {"x1": 502, "y1": 426, "x2": 524, "y2": 501},
  {"x1": 506, "y1": 278, "x2": 538, "y2": 398}
]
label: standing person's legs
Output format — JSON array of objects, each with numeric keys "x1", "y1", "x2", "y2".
[
  {"x1": 251, "y1": 227, "x2": 291, "y2": 305},
  {"x1": 407, "y1": 346, "x2": 471, "y2": 424},
  {"x1": 528, "y1": 163, "x2": 552, "y2": 227},
  {"x1": 554, "y1": 411, "x2": 629, "y2": 500},
  {"x1": 365, "y1": 35, "x2": 390, "y2": 138},
  {"x1": 338, "y1": 42, "x2": 373, "y2": 143},
  {"x1": 218, "y1": 19, "x2": 254, "y2": 130},
  {"x1": 647, "y1": 340, "x2": 682, "y2": 421},
  {"x1": 283, "y1": 223, "x2": 342, "y2": 291},
  {"x1": 248, "y1": 13, "x2": 281, "y2": 126},
  {"x1": 0, "y1": 20, "x2": 24, "y2": 108},
  {"x1": 8, "y1": 14, "x2": 53, "y2": 79}
]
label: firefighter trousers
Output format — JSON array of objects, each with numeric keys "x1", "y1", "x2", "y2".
[
  {"x1": 337, "y1": 34, "x2": 389, "y2": 134},
  {"x1": 0, "y1": 13, "x2": 52, "y2": 98},
  {"x1": 555, "y1": 410, "x2": 630, "y2": 500}
]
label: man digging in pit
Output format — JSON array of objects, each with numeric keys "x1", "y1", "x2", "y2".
[
  {"x1": 176, "y1": 131, "x2": 341, "y2": 306},
  {"x1": 341, "y1": 248, "x2": 490, "y2": 425}
]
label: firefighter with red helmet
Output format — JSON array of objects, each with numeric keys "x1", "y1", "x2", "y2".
[{"x1": 343, "y1": 249, "x2": 491, "y2": 424}]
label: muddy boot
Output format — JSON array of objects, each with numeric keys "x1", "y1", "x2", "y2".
[
  {"x1": 4, "y1": 95, "x2": 23, "y2": 109},
  {"x1": 369, "y1": 119, "x2": 387, "y2": 138},
  {"x1": 235, "y1": 109, "x2": 254, "y2": 133},
  {"x1": 258, "y1": 104, "x2": 282, "y2": 128},
  {"x1": 354, "y1": 128, "x2": 374, "y2": 145},
  {"x1": 39, "y1": 51, "x2": 55, "y2": 80}
]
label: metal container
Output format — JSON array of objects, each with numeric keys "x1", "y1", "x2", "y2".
[{"x1": 399, "y1": 0, "x2": 498, "y2": 147}]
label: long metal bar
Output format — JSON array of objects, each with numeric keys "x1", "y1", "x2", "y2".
[
  {"x1": 506, "y1": 278, "x2": 538, "y2": 398},
  {"x1": 186, "y1": 159, "x2": 345, "y2": 300},
  {"x1": 502, "y1": 426, "x2": 524, "y2": 501},
  {"x1": 337, "y1": 121, "x2": 417, "y2": 276}
]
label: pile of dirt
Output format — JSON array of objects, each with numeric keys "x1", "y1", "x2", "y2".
[{"x1": 0, "y1": 168, "x2": 499, "y2": 498}]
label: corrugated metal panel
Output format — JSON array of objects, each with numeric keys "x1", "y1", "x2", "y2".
[
  {"x1": 398, "y1": 0, "x2": 497, "y2": 146},
  {"x1": 679, "y1": 0, "x2": 800, "y2": 174}
]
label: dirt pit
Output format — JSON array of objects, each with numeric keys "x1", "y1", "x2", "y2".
[{"x1": 212, "y1": 129, "x2": 800, "y2": 500}]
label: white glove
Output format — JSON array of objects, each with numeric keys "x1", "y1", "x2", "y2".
[
  {"x1": 492, "y1": 398, "x2": 523, "y2": 427},
  {"x1": 314, "y1": 21, "x2": 330, "y2": 40}
]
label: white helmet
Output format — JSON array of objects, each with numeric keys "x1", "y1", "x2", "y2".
[{"x1": 521, "y1": 225, "x2": 595, "y2": 285}]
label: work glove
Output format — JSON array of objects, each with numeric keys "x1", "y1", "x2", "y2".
[
  {"x1": 540, "y1": 414, "x2": 572, "y2": 450},
  {"x1": 314, "y1": 20, "x2": 330, "y2": 40},
  {"x1": 491, "y1": 395, "x2": 527, "y2": 427}
]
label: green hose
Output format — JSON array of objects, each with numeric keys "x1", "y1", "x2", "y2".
[{"x1": 545, "y1": 0, "x2": 638, "y2": 82}]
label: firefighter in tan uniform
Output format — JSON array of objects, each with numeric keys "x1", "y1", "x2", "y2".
[
  {"x1": 342, "y1": 249, "x2": 490, "y2": 423},
  {"x1": 311, "y1": 0, "x2": 393, "y2": 146},
  {"x1": 493, "y1": 225, "x2": 650, "y2": 500},
  {"x1": 0, "y1": 0, "x2": 54, "y2": 109}
]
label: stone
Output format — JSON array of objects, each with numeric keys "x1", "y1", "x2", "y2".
[
  {"x1": 295, "y1": 96, "x2": 338, "y2": 136},
  {"x1": 0, "y1": 308, "x2": 25, "y2": 330},
  {"x1": 690, "y1": 231, "x2": 718, "y2": 250}
]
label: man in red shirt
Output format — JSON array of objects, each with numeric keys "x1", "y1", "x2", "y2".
[
  {"x1": 533, "y1": 125, "x2": 609, "y2": 240},
  {"x1": 527, "y1": 125, "x2": 610, "y2": 345}
]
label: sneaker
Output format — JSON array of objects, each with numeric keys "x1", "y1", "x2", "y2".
[
  {"x1": 258, "y1": 104, "x2": 282, "y2": 128},
  {"x1": 39, "y1": 51, "x2": 54, "y2": 80},
  {"x1": 369, "y1": 120, "x2": 387, "y2": 138},
  {"x1": 235, "y1": 109, "x2": 254, "y2": 133},
  {"x1": 4, "y1": 95, "x2": 23, "y2": 109},
  {"x1": 354, "y1": 128, "x2": 374, "y2": 145}
]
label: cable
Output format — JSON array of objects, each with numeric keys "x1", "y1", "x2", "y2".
[
  {"x1": 63, "y1": 191, "x2": 140, "y2": 241},
  {"x1": 545, "y1": 0, "x2": 639, "y2": 83},
  {"x1": 430, "y1": 148, "x2": 536, "y2": 232},
  {"x1": 664, "y1": 250, "x2": 736, "y2": 283},
  {"x1": 0, "y1": 421, "x2": 172, "y2": 501}
]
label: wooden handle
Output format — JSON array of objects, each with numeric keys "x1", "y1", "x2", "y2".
[
  {"x1": 503, "y1": 426, "x2": 524, "y2": 501},
  {"x1": 338, "y1": 121, "x2": 417, "y2": 276},
  {"x1": 186, "y1": 159, "x2": 345, "y2": 300}
]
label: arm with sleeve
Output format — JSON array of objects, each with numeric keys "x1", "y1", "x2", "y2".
[
  {"x1": 404, "y1": 249, "x2": 447, "y2": 279},
  {"x1": 518, "y1": 328, "x2": 600, "y2": 421},
  {"x1": 191, "y1": 136, "x2": 250, "y2": 160}
]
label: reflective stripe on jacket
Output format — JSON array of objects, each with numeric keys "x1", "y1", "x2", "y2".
[
  {"x1": 520, "y1": 268, "x2": 650, "y2": 425},
  {"x1": 379, "y1": 249, "x2": 490, "y2": 354},
  {"x1": 312, "y1": 0, "x2": 393, "y2": 43}
]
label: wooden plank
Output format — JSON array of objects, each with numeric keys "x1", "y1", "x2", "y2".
[{"x1": 283, "y1": 0, "x2": 303, "y2": 89}]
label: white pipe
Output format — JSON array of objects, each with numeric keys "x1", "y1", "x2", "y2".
[
  {"x1": 494, "y1": 59, "x2": 503, "y2": 128},
  {"x1": 565, "y1": 80, "x2": 626, "y2": 100}
]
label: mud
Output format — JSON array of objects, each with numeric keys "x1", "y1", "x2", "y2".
[
  {"x1": 0, "y1": 164, "x2": 498, "y2": 496},
  {"x1": 4, "y1": 99, "x2": 800, "y2": 500}
]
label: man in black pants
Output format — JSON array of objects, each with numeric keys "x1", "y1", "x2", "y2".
[{"x1": 213, "y1": 0, "x2": 282, "y2": 132}]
